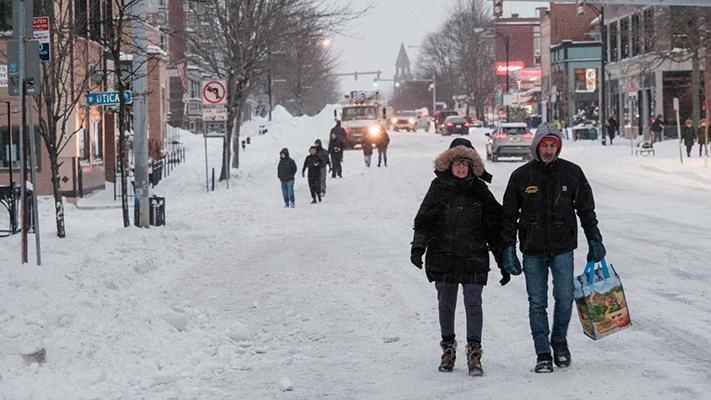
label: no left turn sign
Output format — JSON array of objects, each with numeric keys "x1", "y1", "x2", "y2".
[{"x1": 202, "y1": 80, "x2": 227, "y2": 105}]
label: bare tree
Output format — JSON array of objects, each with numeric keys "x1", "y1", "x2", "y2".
[
  {"x1": 190, "y1": 0, "x2": 368, "y2": 180},
  {"x1": 33, "y1": 0, "x2": 101, "y2": 238}
]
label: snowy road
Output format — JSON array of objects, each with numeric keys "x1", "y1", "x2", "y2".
[{"x1": 2, "y1": 107, "x2": 710, "y2": 399}]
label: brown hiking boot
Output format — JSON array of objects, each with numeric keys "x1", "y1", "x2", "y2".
[
  {"x1": 466, "y1": 342, "x2": 484, "y2": 377},
  {"x1": 438, "y1": 340, "x2": 457, "y2": 372}
]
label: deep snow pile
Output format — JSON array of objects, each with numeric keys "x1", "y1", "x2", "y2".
[{"x1": 1, "y1": 108, "x2": 710, "y2": 399}]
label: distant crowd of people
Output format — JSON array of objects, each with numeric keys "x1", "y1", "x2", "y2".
[{"x1": 277, "y1": 120, "x2": 390, "y2": 206}]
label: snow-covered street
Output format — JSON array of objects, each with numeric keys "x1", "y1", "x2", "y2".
[{"x1": 2, "y1": 107, "x2": 711, "y2": 399}]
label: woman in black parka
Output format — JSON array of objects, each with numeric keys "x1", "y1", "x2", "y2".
[{"x1": 410, "y1": 138, "x2": 508, "y2": 377}]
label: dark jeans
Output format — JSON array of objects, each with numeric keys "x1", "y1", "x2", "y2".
[
  {"x1": 308, "y1": 175, "x2": 321, "y2": 200},
  {"x1": 687, "y1": 144, "x2": 694, "y2": 157},
  {"x1": 377, "y1": 146, "x2": 388, "y2": 166},
  {"x1": 280, "y1": 180, "x2": 295, "y2": 205},
  {"x1": 320, "y1": 168, "x2": 327, "y2": 194},
  {"x1": 700, "y1": 142, "x2": 708, "y2": 156},
  {"x1": 435, "y1": 282, "x2": 484, "y2": 343},
  {"x1": 522, "y1": 251, "x2": 574, "y2": 354},
  {"x1": 331, "y1": 154, "x2": 342, "y2": 177}
]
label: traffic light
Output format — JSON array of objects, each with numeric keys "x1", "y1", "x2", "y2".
[
  {"x1": 577, "y1": 0, "x2": 586, "y2": 16},
  {"x1": 493, "y1": 0, "x2": 503, "y2": 18},
  {"x1": 354, "y1": 72, "x2": 358, "y2": 81},
  {"x1": 372, "y1": 78, "x2": 379, "y2": 88},
  {"x1": 394, "y1": 81, "x2": 401, "y2": 88}
]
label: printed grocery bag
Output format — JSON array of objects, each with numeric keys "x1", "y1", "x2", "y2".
[{"x1": 573, "y1": 258, "x2": 631, "y2": 340}]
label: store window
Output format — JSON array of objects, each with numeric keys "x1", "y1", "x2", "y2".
[
  {"x1": 91, "y1": 120, "x2": 103, "y2": 162},
  {"x1": 631, "y1": 13, "x2": 641, "y2": 56},
  {"x1": 574, "y1": 69, "x2": 598, "y2": 93},
  {"x1": 609, "y1": 21, "x2": 619, "y2": 62},
  {"x1": 643, "y1": 9, "x2": 654, "y2": 54}
]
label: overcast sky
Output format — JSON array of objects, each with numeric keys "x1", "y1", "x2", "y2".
[{"x1": 333, "y1": 0, "x2": 548, "y2": 96}]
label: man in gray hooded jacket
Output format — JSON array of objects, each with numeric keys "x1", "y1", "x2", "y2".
[{"x1": 500, "y1": 123, "x2": 605, "y2": 373}]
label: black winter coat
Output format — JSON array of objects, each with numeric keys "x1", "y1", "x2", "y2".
[
  {"x1": 682, "y1": 126, "x2": 696, "y2": 146},
  {"x1": 277, "y1": 149, "x2": 297, "y2": 182},
  {"x1": 376, "y1": 131, "x2": 390, "y2": 149},
  {"x1": 362, "y1": 135, "x2": 373, "y2": 156},
  {"x1": 302, "y1": 154, "x2": 322, "y2": 178},
  {"x1": 412, "y1": 171, "x2": 503, "y2": 284},
  {"x1": 330, "y1": 126, "x2": 347, "y2": 142},
  {"x1": 501, "y1": 159, "x2": 601, "y2": 255},
  {"x1": 328, "y1": 136, "x2": 345, "y2": 160}
]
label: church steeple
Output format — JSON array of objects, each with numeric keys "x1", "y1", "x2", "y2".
[{"x1": 394, "y1": 43, "x2": 411, "y2": 81}]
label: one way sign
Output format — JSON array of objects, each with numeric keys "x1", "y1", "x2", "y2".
[{"x1": 202, "y1": 80, "x2": 227, "y2": 105}]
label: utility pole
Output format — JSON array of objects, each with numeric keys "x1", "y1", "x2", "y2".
[
  {"x1": 600, "y1": 7, "x2": 607, "y2": 145},
  {"x1": 6, "y1": 101, "x2": 15, "y2": 233},
  {"x1": 132, "y1": 0, "x2": 149, "y2": 228},
  {"x1": 268, "y1": 68, "x2": 272, "y2": 122},
  {"x1": 432, "y1": 72, "x2": 436, "y2": 113},
  {"x1": 505, "y1": 35, "x2": 510, "y2": 120}
]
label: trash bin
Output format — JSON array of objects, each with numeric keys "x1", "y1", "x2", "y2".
[{"x1": 149, "y1": 196, "x2": 165, "y2": 226}]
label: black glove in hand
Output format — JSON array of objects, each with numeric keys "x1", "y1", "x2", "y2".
[
  {"x1": 410, "y1": 248, "x2": 424, "y2": 269},
  {"x1": 587, "y1": 239, "x2": 606, "y2": 263},
  {"x1": 499, "y1": 270, "x2": 511, "y2": 286}
]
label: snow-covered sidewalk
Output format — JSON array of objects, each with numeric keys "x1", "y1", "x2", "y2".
[{"x1": 1, "y1": 108, "x2": 710, "y2": 399}]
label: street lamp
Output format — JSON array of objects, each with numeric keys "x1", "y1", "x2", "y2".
[{"x1": 321, "y1": 38, "x2": 332, "y2": 48}]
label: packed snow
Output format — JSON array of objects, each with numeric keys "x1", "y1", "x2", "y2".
[{"x1": 1, "y1": 105, "x2": 710, "y2": 399}]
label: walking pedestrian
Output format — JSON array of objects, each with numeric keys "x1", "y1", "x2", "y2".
[
  {"x1": 377, "y1": 129, "x2": 390, "y2": 167},
  {"x1": 699, "y1": 119, "x2": 708, "y2": 157},
  {"x1": 277, "y1": 148, "x2": 297, "y2": 207},
  {"x1": 651, "y1": 114, "x2": 664, "y2": 143},
  {"x1": 682, "y1": 120, "x2": 696, "y2": 158},
  {"x1": 302, "y1": 146, "x2": 322, "y2": 204},
  {"x1": 500, "y1": 123, "x2": 605, "y2": 374},
  {"x1": 411, "y1": 138, "x2": 507, "y2": 377},
  {"x1": 362, "y1": 133, "x2": 373, "y2": 167},
  {"x1": 314, "y1": 139, "x2": 330, "y2": 196},
  {"x1": 607, "y1": 115, "x2": 618, "y2": 145},
  {"x1": 330, "y1": 120, "x2": 348, "y2": 144},
  {"x1": 328, "y1": 132, "x2": 345, "y2": 178}
]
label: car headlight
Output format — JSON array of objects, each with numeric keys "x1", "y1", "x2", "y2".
[
  {"x1": 369, "y1": 125, "x2": 380, "y2": 136},
  {"x1": 408, "y1": 118, "x2": 415, "y2": 124},
  {"x1": 391, "y1": 118, "x2": 398, "y2": 124}
]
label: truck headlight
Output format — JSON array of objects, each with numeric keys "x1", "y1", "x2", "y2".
[
  {"x1": 369, "y1": 125, "x2": 380, "y2": 136},
  {"x1": 391, "y1": 117, "x2": 398, "y2": 124},
  {"x1": 408, "y1": 118, "x2": 415, "y2": 124}
]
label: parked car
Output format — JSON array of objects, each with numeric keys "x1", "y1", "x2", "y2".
[
  {"x1": 441, "y1": 116, "x2": 470, "y2": 136},
  {"x1": 486, "y1": 122, "x2": 534, "y2": 162},
  {"x1": 392, "y1": 110, "x2": 430, "y2": 132},
  {"x1": 434, "y1": 110, "x2": 459, "y2": 133}
]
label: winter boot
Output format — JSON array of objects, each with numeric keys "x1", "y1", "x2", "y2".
[
  {"x1": 438, "y1": 340, "x2": 457, "y2": 372},
  {"x1": 311, "y1": 198, "x2": 317, "y2": 204},
  {"x1": 551, "y1": 341, "x2": 571, "y2": 368},
  {"x1": 465, "y1": 342, "x2": 484, "y2": 377},
  {"x1": 534, "y1": 353, "x2": 554, "y2": 373}
]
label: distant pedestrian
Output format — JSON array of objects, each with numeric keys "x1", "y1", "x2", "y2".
[
  {"x1": 682, "y1": 120, "x2": 696, "y2": 158},
  {"x1": 607, "y1": 116, "x2": 618, "y2": 145},
  {"x1": 314, "y1": 139, "x2": 330, "y2": 196},
  {"x1": 699, "y1": 119, "x2": 708, "y2": 157},
  {"x1": 247, "y1": 137, "x2": 251, "y2": 144},
  {"x1": 651, "y1": 114, "x2": 664, "y2": 143},
  {"x1": 328, "y1": 132, "x2": 345, "y2": 178},
  {"x1": 302, "y1": 146, "x2": 322, "y2": 204},
  {"x1": 330, "y1": 120, "x2": 348, "y2": 144},
  {"x1": 377, "y1": 130, "x2": 390, "y2": 167},
  {"x1": 241, "y1": 140, "x2": 246, "y2": 151},
  {"x1": 277, "y1": 148, "x2": 297, "y2": 208},
  {"x1": 362, "y1": 134, "x2": 373, "y2": 167}
]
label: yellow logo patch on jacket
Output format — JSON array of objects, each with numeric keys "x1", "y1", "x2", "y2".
[{"x1": 525, "y1": 186, "x2": 539, "y2": 194}]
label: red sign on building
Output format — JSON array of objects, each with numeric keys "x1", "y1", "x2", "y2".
[
  {"x1": 33, "y1": 17, "x2": 49, "y2": 32},
  {"x1": 495, "y1": 62, "x2": 525, "y2": 75}
]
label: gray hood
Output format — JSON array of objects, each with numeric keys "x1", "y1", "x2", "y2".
[{"x1": 531, "y1": 123, "x2": 563, "y2": 162}]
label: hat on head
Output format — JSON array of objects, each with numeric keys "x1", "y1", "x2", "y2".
[{"x1": 449, "y1": 138, "x2": 473, "y2": 149}]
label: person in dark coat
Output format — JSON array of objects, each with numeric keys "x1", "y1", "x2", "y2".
[
  {"x1": 328, "y1": 132, "x2": 345, "y2": 178},
  {"x1": 302, "y1": 146, "x2": 322, "y2": 203},
  {"x1": 314, "y1": 139, "x2": 330, "y2": 196},
  {"x1": 330, "y1": 120, "x2": 348, "y2": 144},
  {"x1": 651, "y1": 114, "x2": 664, "y2": 142},
  {"x1": 682, "y1": 120, "x2": 696, "y2": 157},
  {"x1": 411, "y1": 138, "x2": 506, "y2": 377},
  {"x1": 500, "y1": 123, "x2": 604, "y2": 374},
  {"x1": 607, "y1": 116, "x2": 618, "y2": 145},
  {"x1": 362, "y1": 133, "x2": 374, "y2": 167},
  {"x1": 277, "y1": 148, "x2": 297, "y2": 207},
  {"x1": 699, "y1": 119, "x2": 708, "y2": 157},
  {"x1": 376, "y1": 130, "x2": 390, "y2": 167}
]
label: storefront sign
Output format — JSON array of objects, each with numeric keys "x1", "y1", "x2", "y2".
[
  {"x1": 520, "y1": 68, "x2": 542, "y2": 80},
  {"x1": 585, "y1": 69, "x2": 597, "y2": 92},
  {"x1": 496, "y1": 62, "x2": 525, "y2": 75}
]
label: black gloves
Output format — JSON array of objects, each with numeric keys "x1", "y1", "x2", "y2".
[
  {"x1": 410, "y1": 248, "x2": 425, "y2": 269},
  {"x1": 587, "y1": 239, "x2": 606, "y2": 263},
  {"x1": 499, "y1": 270, "x2": 511, "y2": 286}
]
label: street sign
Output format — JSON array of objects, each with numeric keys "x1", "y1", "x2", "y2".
[
  {"x1": 8, "y1": 40, "x2": 40, "y2": 96},
  {"x1": 86, "y1": 91, "x2": 133, "y2": 106},
  {"x1": 0, "y1": 65, "x2": 7, "y2": 88},
  {"x1": 673, "y1": 97, "x2": 680, "y2": 111},
  {"x1": 204, "y1": 122, "x2": 227, "y2": 136},
  {"x1": 13, "y1": 0, "x2": 33, "y2": 39},
  {"x1": 203, "y1": 107, "x2": 228, "y2": 121},
  {"x1": 33, "y1": 17, "x2": 50, "y2": 62},
  {"x1": 202, "y1": 80, "x2": 227, "y2": 105}
]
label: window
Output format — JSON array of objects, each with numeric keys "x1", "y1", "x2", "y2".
[
  {"x1": 643, "y1": 9, "x2": 654, "y2": 54},
  {"x1": 631, "y1": 13, "x2": 641, "y2": 56},
  {"x1": 75, "y1": 0, "x2": 88, "y2": 38},
  {"x1": 91, "y1": 120, "x2": 103, "y2": 162},
  {"x1": 574, "y1": 69, "x2": 598, "y2": 93},
  {"x1": 90, "y1": 0, "x2": 101, "y2": 42},
  {"x1": 1, "y1": 126, "x2": 42, "y2": 170},
  {"x1": 534, "y1": 37, "x2": 541, "y2": 57},
  {"x1": 0, "y1": 0, "x2": 11, "y2": 32},
  {"x1": 620, "y1": 17, "x2": 630, "y2": 59},
  {"x1": 79, "y1": 128, "x2": 89, "y2": 162},
  {"x1": 609, "y1": 21, "x2": 619, "y2": 62}
]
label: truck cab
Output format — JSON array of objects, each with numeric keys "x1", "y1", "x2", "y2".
[{"x1": 337, "y1": 91, "x2": 387, "y2": 149}]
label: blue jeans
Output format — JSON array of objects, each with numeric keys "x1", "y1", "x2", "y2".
[
  {"x1": 280, "y1": 180, "x2": 295, "y2": 205},
  {"x1": 523, "y1": 251, "x2": 574, "y2": 355}
]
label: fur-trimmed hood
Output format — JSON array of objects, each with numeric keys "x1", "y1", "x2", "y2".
[{"x1": 434, "y1": 145, "x2": 485, "y2": 177}]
